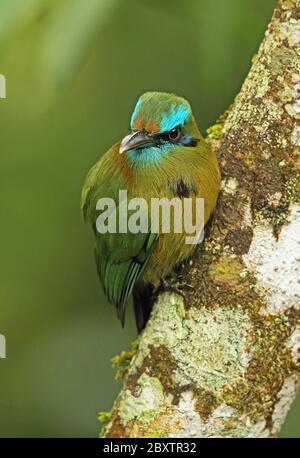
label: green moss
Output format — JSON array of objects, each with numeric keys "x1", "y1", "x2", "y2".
[
  {"x1": 206, "y1": 123, "x2": 223, "y2": 140},
  {"x1": 208, "y1": 255, "x2": 243, "y2": 284},
  {"x1": 254, "y1": 206, "x2": 288, "y2": 232},
  {"x1": 281, "y1": 0, "x2": 295, "y2": 10},
  {"x1": 98, "y1": 410, "x2": 112, "y2": 437},
  {"x1": 285, "y1": 175, "x2": 300, "y2": 202},
  {"x1": 194, "y1": 389, "x2": 218, "y2": 420},
  {"x1": 111, "y1": 339, "x2": 139, "y2": 380}
]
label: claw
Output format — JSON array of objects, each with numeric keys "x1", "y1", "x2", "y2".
[{"x1": 159, "y1": 277, "x2": 189, "y2": 302}]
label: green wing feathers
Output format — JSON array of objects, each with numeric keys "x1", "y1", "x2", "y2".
[
  {"x1": 81, "y1": 163, "x2": 157, "y2": 325},
  {"x1": 95, "y1": 232, "x2": 157, "y2": 326}
]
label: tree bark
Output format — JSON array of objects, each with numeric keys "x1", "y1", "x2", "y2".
[{"x1": 104, "y1": 0, "x2": 300, "y2": 438}]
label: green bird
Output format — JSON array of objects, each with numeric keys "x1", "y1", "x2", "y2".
[{"x1": 81, "y1": 92, "x2": 220, "y2": 332}]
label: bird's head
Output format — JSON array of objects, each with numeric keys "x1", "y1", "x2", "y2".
[{"x1": 119, "y1": 92, "x2": 202, "y2": 165}]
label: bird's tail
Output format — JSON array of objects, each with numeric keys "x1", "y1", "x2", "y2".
[{"x1": 132, "y1": 283, "x2": 154, "y2": 333}]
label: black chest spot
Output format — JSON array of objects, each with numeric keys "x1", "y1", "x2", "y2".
[{"x1": 171, "y1": 178, "x2": 197, "y2": 198}]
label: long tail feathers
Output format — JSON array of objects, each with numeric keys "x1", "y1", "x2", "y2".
[{"x1": 132, "y1": 283, "x2": 154, "y2": 333}]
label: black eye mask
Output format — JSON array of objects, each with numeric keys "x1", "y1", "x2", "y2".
[{"x1": 152, "y1": 126, "x2": 199, "y2": 148}]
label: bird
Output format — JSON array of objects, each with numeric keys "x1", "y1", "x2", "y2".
[{"x1": 81, "y1": 92, "x2": 220, "y2": 332}]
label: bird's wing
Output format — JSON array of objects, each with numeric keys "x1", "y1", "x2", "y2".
[
  {"x1": 81, "y1": 157, "x2": 158, "y2": 326},
  {"x1": 80, "y1": 160, "x2": 101, "y2": 223},
  {"x1": 95, "y1": 229, "x2": 157, "y2": 326}
]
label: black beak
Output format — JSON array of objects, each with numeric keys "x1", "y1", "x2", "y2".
[{"x1": 119, "y1": 130, "x2": 157, "y2": 154}]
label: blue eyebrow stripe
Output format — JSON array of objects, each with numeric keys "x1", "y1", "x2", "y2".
[
  {"x1": 130, "y1": 98, "x2": 142, "y2": 128},
  {"x1": 160, "y1": 104, "x2": 190, "y2": 132}
]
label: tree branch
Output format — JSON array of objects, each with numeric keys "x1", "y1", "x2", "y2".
[{"x1": 103, "y1": 0, "x2": 300, "y2": 438}]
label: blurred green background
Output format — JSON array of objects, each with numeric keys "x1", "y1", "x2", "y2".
[{"x1": 0, "y1": 0, "x2": 299, "y2": 438}]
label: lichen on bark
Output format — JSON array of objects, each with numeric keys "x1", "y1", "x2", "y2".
[{"x1": 102, "y1": 0, "x2": 300, "y2": 438}]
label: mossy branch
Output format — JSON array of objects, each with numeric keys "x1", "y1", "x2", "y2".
[{"x1": 102, "y1": 0, "x2": 300, "y2": 438}]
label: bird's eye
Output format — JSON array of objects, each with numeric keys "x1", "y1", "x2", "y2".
[{"x1": 168, "y1": 126, "x2": 181, "y2": 142}]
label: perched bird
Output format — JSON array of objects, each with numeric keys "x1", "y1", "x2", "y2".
[{"x1": 81, "y1": 92, "x2": 220, "y2": 332}]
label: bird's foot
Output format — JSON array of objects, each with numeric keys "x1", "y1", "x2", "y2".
[{"x1": 159, "y1": 276, "x2": 194, "y2": 303}]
